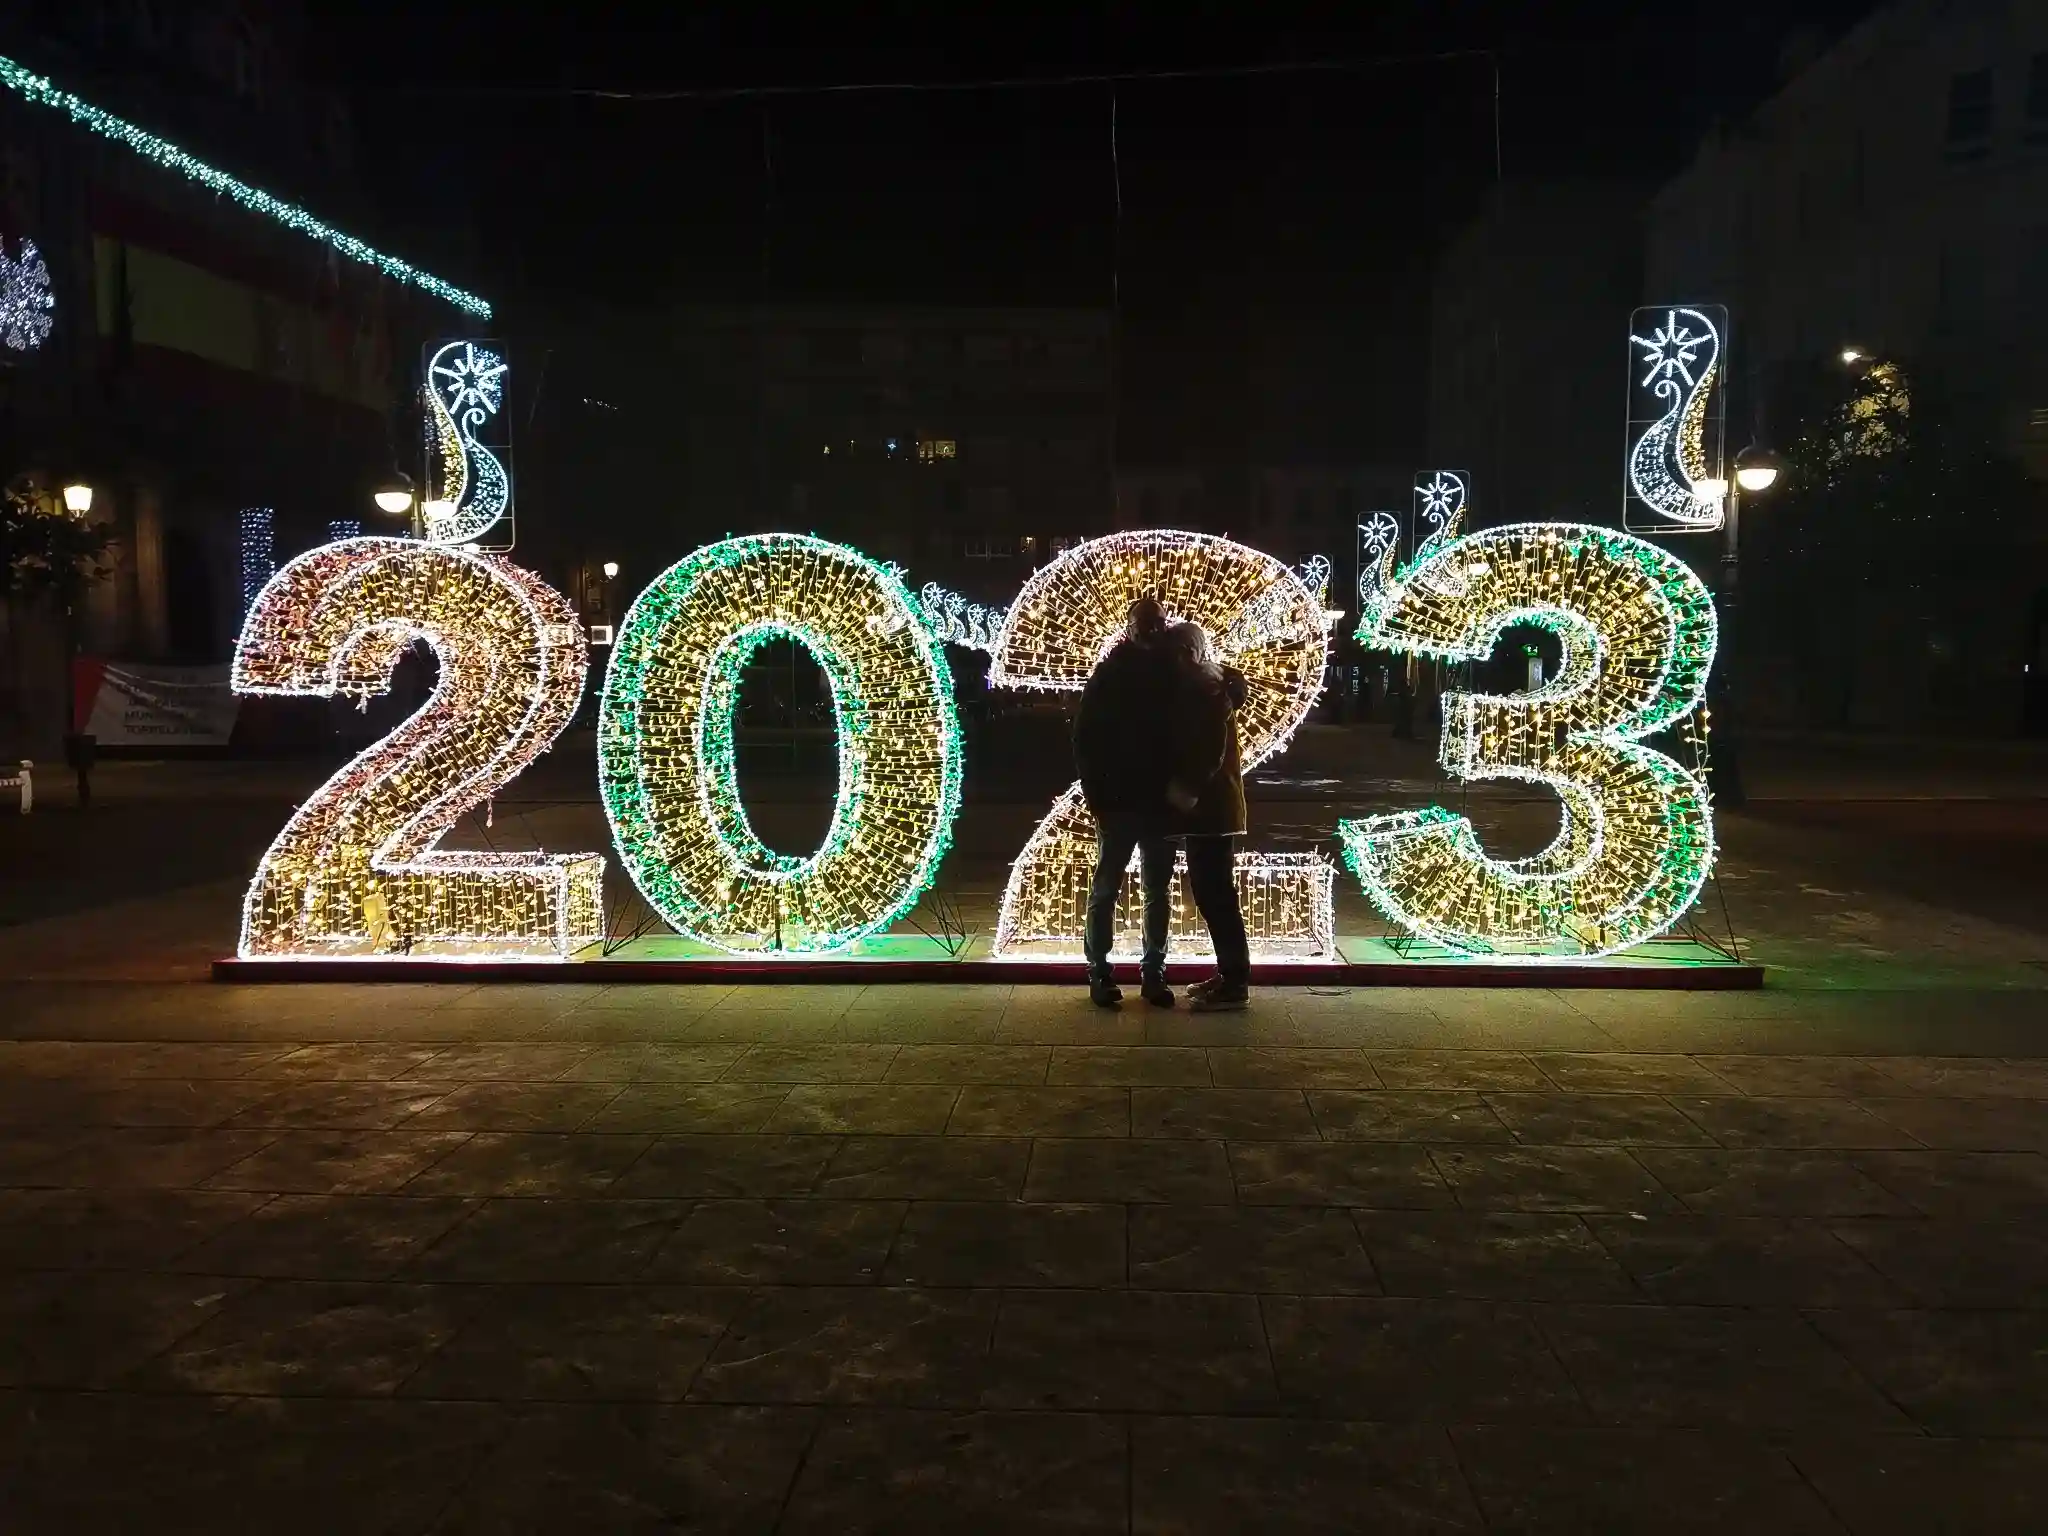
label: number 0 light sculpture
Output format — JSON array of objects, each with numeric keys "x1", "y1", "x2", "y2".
[{"x1": 598, "y1": 534, "x2": 963, "y2": 954}]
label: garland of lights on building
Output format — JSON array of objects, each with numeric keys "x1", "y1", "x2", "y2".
[
  {"x1": 0, "y1": 54, "x2": 490, "y2": 320},
  {"x1": 598, "y1": 533, "x2": 963, "y2": 955},
  {"x1": 423, "y1": 340, "x2": 512, "y2": 544},
  {"x1": 235, "y1": 539, "x2": 601, "y2": 957},
  {"x1": 1626, "y1": 306, "x2": 1724, "y2": 531},
  {"x1": 987, "y1": 530, "x2": 1336, "y2": 958},
  {"x1": 1339, "y1": 522, "x2": 1717, "y2": 958}
]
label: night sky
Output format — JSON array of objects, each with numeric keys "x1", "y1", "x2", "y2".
[{"x1": 309, "y1": 1, "x2": 1873, "y2": 463}]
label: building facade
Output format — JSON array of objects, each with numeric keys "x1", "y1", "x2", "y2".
[
  {"x1": 1644, "y1": 0, "x2": 2048, "y2": 734},
  {"x1": 1427, "y1": 179, "x2": 1648, "y2": 529},
  {"x1": 653, "y1": 305, "x2": 1114, "y2": 608},
  {"x1": 1644, "y1": 0, "x2": 2048, "y2": 473},
  {"x1": 0, "y1": 2, "x2": 483, "y2": 753}
]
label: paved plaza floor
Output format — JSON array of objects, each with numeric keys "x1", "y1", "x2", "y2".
[
  {"x1": 3, "y1": 734, "x2": 2046, "y2": 1531},
  {"x1": 3, "y1": 980, "x2": 2048, "y2": 1533}
]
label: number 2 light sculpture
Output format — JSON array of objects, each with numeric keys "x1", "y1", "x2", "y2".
[
  {"x1": 988, "y1": 530, "x2": 1336, "y2": 958},
  {"x1": 235, "y1": 539, "x2": 602, "y2": 958},
  {"x1": 1340, "y1": 522, "x2": 1717, "y2": 957}
]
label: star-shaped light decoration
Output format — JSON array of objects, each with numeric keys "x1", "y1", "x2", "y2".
[
  {"x1": 0, "y1": 237, "x2": 54, "y2": 354},
  {"x1": 1418, "y1": 472, "x2": 1465, "y2": 524},
  {"x1": 1632, "y1": 310, "x2": 1705, "y2": 390},
  {"x1": 431, "y1": 342, "x2": 507, "y2": 421}
]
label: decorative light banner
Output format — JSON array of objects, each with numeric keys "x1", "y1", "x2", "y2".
[
  {"x1": 1341, "y1": 522, "x2": 1716, "y2": 957},
  {"x1": 987, "y1": 530, "x2": 1337, "y2": 959},
  {"x1": 1411, "y1": 470, "x2": 1468, "y2": 559},
  {"x1": 0, "y1": 55, "x2": 489, "y2": 319},
  {"x1": 917, "y1": 583, "x2": 1004, "y2": 652},
  {"x1": 235, "y1": 539, "x2": 602, "y2": 958},
  {"x1": 1625, "y1": 304, "x2": 1727, "y2": 533},
  {"x1": 422, "y1": 340, "x2": 512, "y2": 548},
  {"x1": 0, "y1": 236, "x2": 53, "y2": 355},
  {"x1": 1356, "y1": 512, "x2": 1402, "y2": 610},
  {"x1": 238, "y1": 507, "x2": 276, "y2": 618},
  {"x1": 598, "y1": 534, "x2": 963, "y2": 955}
]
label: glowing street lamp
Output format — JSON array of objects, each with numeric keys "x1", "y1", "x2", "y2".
[
  {"x1": 372, "y1": 472, "x2": 414, "y2": 516},
  {"x1": 60, "y1": 481, "x2": 92, "y2": 515},
  {"x1": 1733, "y1": 443, "x2": 1782, "y2": 493},
  {"x1": 602, "y1": 561, "x2": 619, "y2": 579}
]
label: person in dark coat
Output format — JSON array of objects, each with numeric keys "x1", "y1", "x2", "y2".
[
  {"x1": 1073, "y1": 594, "x2": 1178, "y2": 1008},
  {"x1": 1162, "y1": 620, "x2": 1252, "y2": 1011}
]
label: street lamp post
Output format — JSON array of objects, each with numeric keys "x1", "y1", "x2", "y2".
[
  {"x1": 372, "y1": 472, "x2": 419, "y2": 537},
  {"x1": 9, "y1": 472, "x2": 102, "y2": 803},
  {"x1": 1710, "y1": 444, "x2": 1783, "y2": 810}
]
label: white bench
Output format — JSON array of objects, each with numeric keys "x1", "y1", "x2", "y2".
[{"x1": 1, "y1": 759, "x2": 29, "y2": 813}]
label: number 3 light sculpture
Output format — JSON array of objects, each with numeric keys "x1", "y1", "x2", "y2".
[{"x1": 1340, "y1": 522, "x2": 1717, "y2": 957}]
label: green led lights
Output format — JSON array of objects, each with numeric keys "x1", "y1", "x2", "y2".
[
  {"x1": 0, "y1": 54, "x2": 491, "y2": 320},
  {"x1": 1341, "y1": 522, "x2": 1718, "y2": 958},
  {"x1": 598, "y1": 534, "x2": 964, "y2": 955}
]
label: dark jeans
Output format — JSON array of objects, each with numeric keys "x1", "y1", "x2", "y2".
[
  {"x1": 1083, "y1": 814, "x2": 1174, "y2": 984},
  {"x1": 1184, "y1": 834, "x2": 1251, "y2": 987}
]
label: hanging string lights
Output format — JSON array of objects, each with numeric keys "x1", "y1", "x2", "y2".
[{"x1": 0, "y1": 54, "x2": 491, "y2": 319}]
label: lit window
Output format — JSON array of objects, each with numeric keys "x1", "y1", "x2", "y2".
[{"x1": 918, "y1": 438, "x2": 957, "y2": 462}]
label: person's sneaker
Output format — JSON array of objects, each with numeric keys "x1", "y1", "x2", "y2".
[
  {"x1": 1140, "y1": 976, "x2": 1175, "y2": 1008},
  {"x1": 1089, "y1": 977, "x2": 1123, "y2": 1009},
  {"x1": 1187, "y1": 980, "x2": 1249, "y2": 1012}
]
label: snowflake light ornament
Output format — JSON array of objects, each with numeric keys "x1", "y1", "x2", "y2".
[{"x1": 0, "y1": 237, "x2": 53, "y2": 354}]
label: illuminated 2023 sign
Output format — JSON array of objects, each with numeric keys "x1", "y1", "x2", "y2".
[{"x1": 232, "y1": 524, "x2": 1718, "y2": 963}]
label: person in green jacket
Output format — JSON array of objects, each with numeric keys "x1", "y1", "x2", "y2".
[{"x1": 1162, "y1": 621, "x2": 1251, "y2": 1011}]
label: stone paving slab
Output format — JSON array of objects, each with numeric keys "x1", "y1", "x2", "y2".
[{"x1": 5, "y1": 979, "x2": 2048, "y2": 1531}]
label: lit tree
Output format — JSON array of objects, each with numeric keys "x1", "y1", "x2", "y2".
[{"x1": 1746, "y1": 360, "x2": 2042, "y2": 731}]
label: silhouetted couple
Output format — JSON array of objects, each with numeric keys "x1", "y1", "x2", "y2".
[{"x1": 1072, "y1": 595, "x2": 1251, "y2": 1012}]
